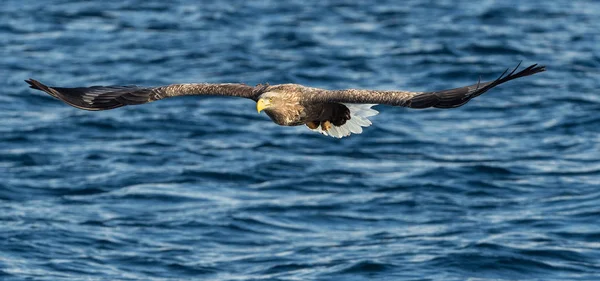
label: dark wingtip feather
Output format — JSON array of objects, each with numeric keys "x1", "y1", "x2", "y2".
[
  {"x1": 25, "y1": 79, "x2": 124, "y2": 111},
  {"x1": 482, "y1": 63, "x2": 546, "y2": 93},
  {"x1": 25, "y1": 79, "x2": 61, "y2": 98},
  {"x1": 25, "y1": 78, "x2": 43, "y2": 90},
  {"x1": 430, "y1": 63, "x2": 546, "y2": 109}
]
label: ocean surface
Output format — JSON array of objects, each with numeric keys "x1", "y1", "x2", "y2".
[{"x1": 1, "y1": 1, "x2": 600, "y2": 280}]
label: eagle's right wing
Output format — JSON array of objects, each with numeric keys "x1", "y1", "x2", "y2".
[{"x1": 308, "y1": 63, "x2": 546, "y2": 109}]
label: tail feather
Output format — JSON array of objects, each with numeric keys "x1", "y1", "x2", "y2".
[{"x1": 309, "y1": 104, "x2": 378, "y2": 138}]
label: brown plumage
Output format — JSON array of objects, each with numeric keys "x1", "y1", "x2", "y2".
[{"x1": 26, "y1": 63, "x2": 545, "y2": 138}]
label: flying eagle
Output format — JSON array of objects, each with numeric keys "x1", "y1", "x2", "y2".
[{"x1": 26, "y1": 63, "x2": 545, "y2": 138}]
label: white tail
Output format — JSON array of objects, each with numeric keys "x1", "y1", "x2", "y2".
[{"x1": 308, "y1": 104, "x2": 379, "y2": 138}]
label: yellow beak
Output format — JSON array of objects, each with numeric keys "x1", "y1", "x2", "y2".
[{"x1": 256, "y1": 99, "x2": 268, "y2": 113}]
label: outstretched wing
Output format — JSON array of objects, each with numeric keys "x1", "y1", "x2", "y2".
[
  {"x1": 308, "y1": 63, "x2": 546, "y2": 108},
  {"x1": 25, "y1": 79, "x2": 267, "y2": 111}
]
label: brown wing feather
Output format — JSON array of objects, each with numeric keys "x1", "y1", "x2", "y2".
[
  {"x1": 25, "y1": 79, "x2": 266, "y2": 111},
  {"x1": 309, "y1": 63, "x2": 546, "y2": 109}
]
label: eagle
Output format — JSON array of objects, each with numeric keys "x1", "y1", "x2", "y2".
[{"x1": 26, "y1": 63, "x2": 545, "y2": 138}]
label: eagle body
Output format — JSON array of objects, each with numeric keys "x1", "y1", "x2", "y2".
[
  {"x1": 26, "y1": 63, "x2": 545, "y2": 138},
  {"x1": 259, "y1": 84, "x2": 351, "y2": 127}
]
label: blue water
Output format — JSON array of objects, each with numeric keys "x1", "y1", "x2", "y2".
[{"x1": 2, "y1": 1, "x2": 600, "y2": 280}]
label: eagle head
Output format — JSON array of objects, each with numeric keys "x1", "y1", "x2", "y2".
[
  {"x1": 256, "y1": 92, "x2": 284, "y2": 113},
  {"x1": 256, "y1": 91, "x2": 304, "y2": 126}
]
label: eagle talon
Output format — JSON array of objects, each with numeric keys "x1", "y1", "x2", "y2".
[
  {"x1": 306, "y1": 121, "x2": 320, "y2": 130},
  {"x1": 321, "y1": 120, "x2": 332, "y2": 131}
]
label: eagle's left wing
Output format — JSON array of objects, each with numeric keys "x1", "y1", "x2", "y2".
[
  {"x1": 307, "y1": 63, "x2": 545, "y2": 109},
  {"x1": 25, "y1": 79, "x2": 267, "y2": 111}
]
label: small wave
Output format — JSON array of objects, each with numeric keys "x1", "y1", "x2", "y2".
[{"x1": 339, "y1": 260, "x2": 393, "y2": 274}]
